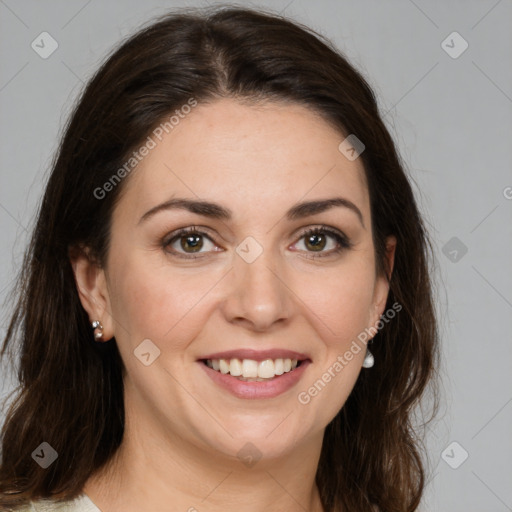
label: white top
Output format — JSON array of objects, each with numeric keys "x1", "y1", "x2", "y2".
[
  {"x1": 15, "y1": 493, "x2": 381, "y2": 511},
  {"x1": 14, "y1": 494, "x2": 101, "y2": 511}
]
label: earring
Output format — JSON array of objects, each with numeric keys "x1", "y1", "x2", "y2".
[
  {"x1": 362, "y1": 347, "x2": 374, "y2": 368},
  {"x1": 91, "y1": 320, "x2": 104, "y2": 341}
]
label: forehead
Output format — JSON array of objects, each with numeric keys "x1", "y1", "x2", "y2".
[{"x1": 116, "y1": 98, "x2": 369, "y2": 224}]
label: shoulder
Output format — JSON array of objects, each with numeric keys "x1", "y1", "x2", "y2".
[{"x1": 8, "y1": 494, "x2": 100, "y2": 512}]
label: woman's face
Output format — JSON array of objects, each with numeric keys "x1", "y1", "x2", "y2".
[{"x1": 78, "y1": 98, "x2": 395, "y2": 462}]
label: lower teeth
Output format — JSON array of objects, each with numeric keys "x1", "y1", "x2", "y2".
[{"x1": 235, "y1": 375, "x2": 276, "y2": 382}]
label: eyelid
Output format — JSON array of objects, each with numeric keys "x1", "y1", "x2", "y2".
[
  {"x1": 162, "y1": 226, "x2": 219, "y2": 259},
  {"x1": 294, "y1": 224, "x2": 350, "y2": 242},
  {"x1": 291, "y1": 225, "x2": 353, "y2": 253}
]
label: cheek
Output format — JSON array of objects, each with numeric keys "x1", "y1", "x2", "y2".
[
  {"x1": 291, "y1": 257, "x2": 376, "y2": 343},
  {"x1": 287, "y1": 267, "x2": 376, "y2": 432},
  {"x1": 108, "y1": 253, "x2": 218, "y2": 352}
]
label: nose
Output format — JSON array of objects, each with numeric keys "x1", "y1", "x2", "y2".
[{"x1": 220, "y1": 243, "x2": 293, "y2": 332}]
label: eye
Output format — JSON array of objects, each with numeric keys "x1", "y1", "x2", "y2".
[
  {"x1": 292, "y1": 225, "x2": 352, "y2": 258},
  {"x1": 162, "y1": 226, "x2": 220, "y2": 259},
  {"x1": 162, "y1": 224, "x2": 352, "y2": 260}
]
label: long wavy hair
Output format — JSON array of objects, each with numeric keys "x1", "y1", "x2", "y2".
[{"x1": 0, "y1": 5, "x2": 441, "y2": 511}]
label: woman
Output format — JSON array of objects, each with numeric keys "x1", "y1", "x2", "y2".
[{"x1": 0, "y1": 5, "x2": 440, "y2": 512}]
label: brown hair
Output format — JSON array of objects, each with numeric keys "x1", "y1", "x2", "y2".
[{"x1": 0, "y1": 5, "x2": 440, "y2": 511}]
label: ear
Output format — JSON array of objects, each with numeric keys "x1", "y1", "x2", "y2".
[
  {"x1": 68, "y1": 245, "x2": 115, "y2": 341},
  {"x1": 369, "y1": 235, "x2": 397, "y2": 330}
]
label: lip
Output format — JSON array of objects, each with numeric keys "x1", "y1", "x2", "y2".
[
  {"x1": 198, "y1": 359, "x2": 311, "y2": 399},
  {"x1": 198, "y1": 349, "x2": 310, "y2": 362}
]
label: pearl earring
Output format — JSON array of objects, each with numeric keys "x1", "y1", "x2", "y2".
[
  {"x1": 91, "y1": 320, "x2": 104, "y2": 341},
  {"x1": 362, "y1": 347, "x2": 374, "y2": 368}
]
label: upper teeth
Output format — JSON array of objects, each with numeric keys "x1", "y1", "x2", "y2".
[{"x1": 206, "y1": 358, "x2": 298, "y2": 379}]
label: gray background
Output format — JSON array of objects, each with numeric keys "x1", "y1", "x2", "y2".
[{"x1": 1, "y1": 1, "x2": 511, "y2": 510}]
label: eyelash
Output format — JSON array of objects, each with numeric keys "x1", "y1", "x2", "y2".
[{"x1": 162, "y1": 225, "x2": 353, "y2": 260}]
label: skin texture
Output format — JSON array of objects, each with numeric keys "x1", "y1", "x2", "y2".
[{"x1": 72, "y1": 98, "x2": 396, "y2": 512}]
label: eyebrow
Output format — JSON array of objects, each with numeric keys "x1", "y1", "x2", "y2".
[{"x1": 138, "y1": 197, "x2": 365, "y2": 228}]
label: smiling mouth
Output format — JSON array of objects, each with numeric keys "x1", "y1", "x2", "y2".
[{"x1": 201, "y1": 357, "x2": 304, "y2": 381}]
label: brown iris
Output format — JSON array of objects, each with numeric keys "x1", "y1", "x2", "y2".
[
  {"x1": 180, "y1": 234, "x2": 203, "y2": 253},
  {"x1": 304, "y1": 232, "x2": 326, "y2": 252}
]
